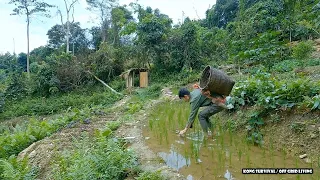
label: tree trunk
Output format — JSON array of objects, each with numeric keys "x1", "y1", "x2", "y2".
[
  {"x1": 289, "y1": 24, "x2": 292, "y2": 43},
  {"x1": 86, "y1": 71, "x2": 122, "y2": 95},
  {"x1": 101, "y1": 20, "x2": 108, "y2": 42},
  {"x1": 27, "y1": 14, "x2": 30, "y2": 74},
  {"x1": 66, "y1": 19, "x2": 70, "y2": 53}
]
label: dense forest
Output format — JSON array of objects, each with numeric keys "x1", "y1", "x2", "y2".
[
  {"x1": 0, "y1": 0, "x2": 320, "y2": 179},
  {"x1": 1, "y1": 0, "x2": 319, "y2": 104}
]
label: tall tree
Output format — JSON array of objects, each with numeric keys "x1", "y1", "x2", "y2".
[
  {"x1": 110, "y1": 6, "x2": 133, "y2": 46},
  {"x1": 9, "y1": 0, "x2": 54, "y2": 75},
  {"x1": 47, "y1": 22, "x2": 89, "y2": 54},
  {"x1": 57, "y1": 0, "x2": 79, "y2": 53},
  {"x1": 89, "y1": 26, "x2": 102, "y2": 49},
  {"x1": 206, "y1": 0, "x2": 239, "y2": 28},
  {"x1": 86, "y1": 0, "x2": 117, "y2": 43}
]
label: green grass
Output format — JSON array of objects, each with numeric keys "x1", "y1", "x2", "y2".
[
  {"x1": 136, "y1": 170, "x2": 166, "y2": 180},
  {"x1": 0, "y1": 87, "x2": 122, "y2": 121},
  {"x1": 0, "y1": 107, "x2": 91, "y2": 160},
  {"x1": 0, "y1": 109, "x2": 90, "y2": 179},
  {"x1": 49, "y1": 131, "x2": 138, "y2": 180}
]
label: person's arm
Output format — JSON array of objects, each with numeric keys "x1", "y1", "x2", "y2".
[
  {"x1": 202, "y1": 90, "x2": 225, "y2": 103},
  {"x1": 179, "y1": 100, "x2": 200, "y2": 135},
  {"x1": 201, "y1": 90, "x2": 228, "y2": 109}
]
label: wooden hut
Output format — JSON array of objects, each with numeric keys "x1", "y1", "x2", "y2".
[{"x1": 120, "y1": 68, "x2": 149, "y2": 89}]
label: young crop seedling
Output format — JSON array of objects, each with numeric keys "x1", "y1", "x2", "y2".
[
  {"x1": 282, "y1": 148, "x2": 286, "y2": 167},
  {"x1": 238, "y1": 148, "x2": 242, "y2": 163},
  {"x1": 229, "y1": 150, "x2": 232, "y2": 166},
  {"x1": 246, "y1": 152, "x2": 251, "y2": 168}
]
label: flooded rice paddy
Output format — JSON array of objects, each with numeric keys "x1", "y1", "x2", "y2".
[{"x1": 143, "y1": 101, "x2": 320, "y2": 180}]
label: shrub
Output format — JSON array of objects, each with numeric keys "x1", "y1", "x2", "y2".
[
  {"x1": 272, "y1": 59, "x2": 301, "y2": 72},
  {"x1": 136, "y1": 171, "x2": 165, "y2": 180},
  {"x1": 0, "y1": 89, "x2": 122, "y2": 120},
  {"x1": 0, "y1": 156, "x2": 39, "y2": 180},
  {"x1": 292, "y1": 41, "x2": 315, "y2": 60},
  {"x1": 133, "y1": 84, "x2": 162, "y2": 101},
  {"x1": 228, "y1": 71, "x2": 320, "y2": 110},
  {"x1": 226, "y1": 71, "x2": 320, "y2": 145},
  {"x1": 0, "y1": 112, "x2": 83, "y2": 159},
  {"x1": 50, "y1": 134, "x2": 138, "y2": 180}
]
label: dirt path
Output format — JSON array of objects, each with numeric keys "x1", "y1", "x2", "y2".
[
  {"x1": 115, "y1": 89, "x2": 185, "y2": 179},
  {"x1": 18, "y1": 92, "x2": 186, "y2": 179},
  {"x1": 18, "y1": 96, "x2": 128, "y2": 179}
]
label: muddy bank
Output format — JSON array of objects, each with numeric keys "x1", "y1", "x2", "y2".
[
  {"x1": 262, "y1": 111, "x2": 320, "y2": 163},
  {"x1": 115, "y1": 97, "x2": 185, "y2": 179},
  {"x1": 18, "y1": 94, "x2": 185, "y2": 179},
  {"x1": 18, "y1": 97, "x2": 128, "y2": 179}
]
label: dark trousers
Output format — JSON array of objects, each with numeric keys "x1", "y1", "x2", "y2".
[{"x1": 198, "y1": 103, "x2": 223, "y2": 133}]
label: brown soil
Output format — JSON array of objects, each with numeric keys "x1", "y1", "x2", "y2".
[
  {"x1": 312, "y1": 38, "x2": 320, "y2": 59},
  {"x1": 115, "y1": 94, "x2": 185, "y2": 179},
  {"x1": 262, "y1": 110, "x2": 320, "y2": 163},
  {"x1": 18, "y1": 95, "x2": 185, "y2": 179},
  {"x1": 18, "y1": 97, "x2": 128, "y2": 179}
]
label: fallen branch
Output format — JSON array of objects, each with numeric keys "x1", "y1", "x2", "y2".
[{"x1": 86, "y1": 71, "x2": 122, "y2": 96}]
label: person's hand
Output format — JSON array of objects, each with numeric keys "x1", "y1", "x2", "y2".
[
  {"x1": 217, "y1": 97, "x2": 226, "y2": 104},
  {"x1": 212, "y1": 97, "x2": 228, "y2": 109},
  {"x1": 179, "y1": 128, "x2": 188, "y2": 136},
  {"x1": 201, "y1": 90, "x2": 211, "y2": 97}
]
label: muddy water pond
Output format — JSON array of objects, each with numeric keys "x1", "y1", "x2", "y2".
[{"x1": 143, "y1": 101, "x2": 319, "y2": 180}]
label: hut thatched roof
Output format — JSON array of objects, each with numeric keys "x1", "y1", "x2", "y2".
[{"x1": 119, "y1": 68, "x2": 148, "y2": 79}]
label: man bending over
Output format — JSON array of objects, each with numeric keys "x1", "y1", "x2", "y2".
[{"x1": 178, "y1": 85, "x2": 226, "y2": 138}]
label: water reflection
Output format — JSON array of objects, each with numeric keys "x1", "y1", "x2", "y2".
[
  {"x1": 186, "y1": 174, "x2": 193, "y2": 180},
  {"x1": 224, "y1": 170, "x2": 234, "y2": 180},
  {"x1": 158, "y1": 145, "x2": 191, "y2": 170},
  {"x1": 186, "y1": 131, "x2": 204, "y2": 141}
]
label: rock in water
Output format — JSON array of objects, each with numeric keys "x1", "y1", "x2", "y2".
[
  {"x1": 299, "y1": 154, "x2": 307, "y2": 159},
  {"x1": 305, "y1": 158, "x2": 312, "y2": 163}
]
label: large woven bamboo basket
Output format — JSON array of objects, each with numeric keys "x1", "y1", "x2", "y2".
[{"x1": 199, "y1": 66, "x2": 235, "y2": 96}]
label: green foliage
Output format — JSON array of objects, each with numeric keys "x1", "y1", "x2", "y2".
[
  {"x1": 227, "y1": 71, "x2": 320, "y2": 144},
  {"x1": 3, "y1": 0, "x2": 320, "y2": 111},
  {"x1": 106, "y1": 121, "x2": 121, "y2": 131},
  {"x1": 272, "y1": 59, "x2": 302, "y2": 72},
  {"x1": 0, "y1": 70, "x2": 9, "y2": 113},
  {"x1": 246, "y1": 112, "x2": 264, "y2": 146},
  {"x1": 292, "y1": 41, "x2": 315, "y2": 60},
  {"x1": 50, "y1": 133, "x2": 138, "y2": 180},
  {"x1": 127, "y1": 102, "x2": 143, "y2": 114},
  {"x1": 198, "y1": 27, "x2": 230, "y2": 62},
  {"x1": 229, "y1": 71, "x2": 320, "y2": 110},
  {"x1": 305, "y1": 58, "x2": 320, "y2": 66},
  {"x1": 303, "y1": 95, "x2": 320, "y2": 110},
  {"x1": 0, "y1": 87, "x2": 121, "y2": 120},
  {"x1": 0, "y1": 110, "x2": 88, "y2": 159},
  {"x1": 232, "y1": 31, "x2": 289, "y2": 69},
  {"x1": 30, "y1": 52, "x2": 86, "y2": 95},
  {"x1": 133, "y1": 83, "x2": 162, "y2": 100},
  {"x1": 136, "y1": 170, "x2": 165, "y2": 180},
  {"x1": 0, "y1": 156, "x2": 38, "y2": 180},
  {"x1": 111, "y1": 6, "x2": 134, "y2": 46},
  {"x1": 47, "y1": 22, "x2": 89, "y2": 53},
  {"x1": 87, "y1": 43, "x2": 125, "y2": 82},
  {"x1": 290, "y1": 122, "x2": 306, "y2": 133},
  {"x1": 109, "y1": 77, "x2": 126, "y2": 92},
  {"x1": 205, "y1": 0, "x2": 239, "y2": 28}
]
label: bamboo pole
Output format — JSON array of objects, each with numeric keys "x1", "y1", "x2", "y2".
[{"x1": 86, "y1": 71, "x2": 122, "y2": 95}]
